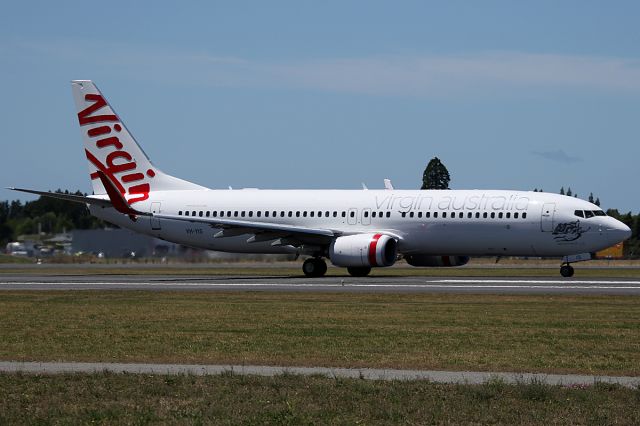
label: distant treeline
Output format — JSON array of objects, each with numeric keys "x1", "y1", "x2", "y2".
[
  {"x1": 0, "y1": 192, "x2": 639, "y2": 256},
  {"x1": 0, "y1": 190, "x2": 104, "y2": 246}
]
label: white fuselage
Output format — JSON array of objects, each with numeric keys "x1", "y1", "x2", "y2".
[{"x1": 90, "y1": 188, "x2": 628, "y2": 258}]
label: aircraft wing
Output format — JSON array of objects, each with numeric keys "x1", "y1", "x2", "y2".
[{"x1": 154, "y1": 212, "x2": 339, "y2": 245}]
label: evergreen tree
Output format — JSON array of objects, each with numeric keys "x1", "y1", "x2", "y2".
[
  {"x1": 421, "y1": 157, "x2": 450, "y2": 190},
  {"x1": 566, "y1": 187, "x2": 572, "y2": 197},
  {"x1": 588, "y1": 193, "x2": 594, "y2": 203},
  {"x1": 560, "y1": 187, "x2": 565, "y2": 195},
  {"x1": 595, "y1": 197, "x2": 601, "y2": 206}
]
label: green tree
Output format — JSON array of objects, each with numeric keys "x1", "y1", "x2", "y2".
[
  {"x1": 421, "y1": 157, "x2": 450, "y2": 190},
  {"x1": 566, "y1": 187, "x2": 572, "y2": 197},
  {"x1": 595, "y1": 197, "x2": 601, "y2": 206},
  {"x1": 560, "y1": 187, "x2": 565, "y2": 195}
]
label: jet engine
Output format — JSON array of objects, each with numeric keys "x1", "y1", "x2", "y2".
[
  {"x1": 404, "y1": 254, "x2": 470, "y2": 267},
  {"x1": 329, "y1": 233, "x2": 397, "y2": 267}
]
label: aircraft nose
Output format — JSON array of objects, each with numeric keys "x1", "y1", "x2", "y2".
[
  {"x1": 620, "y1": 222, "x2": 632, "y2": 240},
  {"x1": 610, "y1": 220, "x2": 632, "y2": 240}
]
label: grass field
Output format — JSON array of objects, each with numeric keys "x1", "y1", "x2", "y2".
[
  {"x1": 1, "y1": 291, "x2": 639, "y2": 375},
  {"x1": 1, "y1": 373, "x2": 638, "y2": 424}
]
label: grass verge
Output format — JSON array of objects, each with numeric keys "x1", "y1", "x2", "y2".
[
  {"x1": 1, "y1": 291, "x2": 639, "y2": 375},
  {"x1": 1, "y1": 373, "x2": 638, "y2": 424}
]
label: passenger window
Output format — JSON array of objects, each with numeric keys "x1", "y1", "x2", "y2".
[
  {"x1": 491, "y1": 212, "x2": 495, "y2": 218},
  {"x1": 325, "y1": 211, "x2": 330, "y2": 217},
  {"x1": 584, "y1": 210, "x2": 594, "y2": 218},
  {"x1": 459, "y1": 212, "x2": 463, "y2": 218},
  {"x1": 296, "y1": 211, "x2": 300, "y2": 217},
  {"x1": 522, "y1": 213, "x2": 527, "y2": 219},
  {"x1": 434, "y1": 212, "x2": 438, "y2": 218},
  {"x1": 333, "y1": 212, "x2": 338, "y2": 217},
  {"x1": 364, "y1": 211, "x2": 369, "y2": 218},
  {"x1": 342, "y1": 212, "x2": 346, "y2": 218},
  {"x1": 514, "y1": 212, "x2": 519, "y2": 219},
  {"x1": 401, "y1": 212, "x2": 406, "y2": 218},
  {"x1": 213, "y1": 211, "x2": 217, "y2": 217},
  {"x1": 258, "y1": 211, "x2": 262, "y2": 217},
  {"x1": 233, "y1": 211, "x2": 238, "y2": 217},
  {"x1": 426, "y1": 212, "x2": 431, "y2": 218},
  {"x1": 350, "y1": 211, "x2": 355, "y2": 218},
  {"x1": 192, "y1": 211, "x2": 197, "y2": 216},
  {"x1": 418, "y1": 212, "x2": 422, "y2": 218},
  {"x1": 178, "y1": 211, "x2": 182, "y2": 216},
  {"x1": 273, "y1": 211, "x2": 277, "y2": 217},
  {"x1": 410, "y1": 212, "x2": 414, "y2": 218},
  {"x1": 303, "y1": 211, "x2": 307, "y2": 217},
  {"x1": 386, "y1": 212, "x2": 391, "y2": 218},
  {"x1": 206, "y1": 211, "x2": 210, "y2": 217},
  {"x1": 483, "y1": 212, "x2": 488, "y2": 218},
  {"x1": 241, "y1": 211, "x2": 245, "y2": 217},
  {"x1": 506, "y1": 212, "x2": 510, "y2": 219},
  {"x1": 443, "y1": 212, "x2": 447, "y2": 218},
  {"x1": 498, "y1": 212, "x2": 503, "y2": 219},
  {"x1": 475, "y1": 212, "x2": 480, "y2": 219}
]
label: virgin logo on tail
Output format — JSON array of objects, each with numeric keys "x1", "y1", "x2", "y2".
[{"x1": 78, "y1": 94, "x2": 154, "y2": 204}]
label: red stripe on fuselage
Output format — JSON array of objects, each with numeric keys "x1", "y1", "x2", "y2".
[{"x1": 368, "y1": 233, "x2": 382, "y2": 266}]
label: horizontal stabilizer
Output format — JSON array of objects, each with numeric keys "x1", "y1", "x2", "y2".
[{"x1": 7, "y1": 187, "x2": 112, "y2": 208}]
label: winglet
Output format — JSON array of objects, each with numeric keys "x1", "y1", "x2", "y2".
[{"x1": 95, "y1": 170, "x2": 147, "y2": 220}]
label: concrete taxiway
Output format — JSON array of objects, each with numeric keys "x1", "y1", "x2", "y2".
[{"x1": 1, "y1": 274, "x2": 640, "y2": 294}]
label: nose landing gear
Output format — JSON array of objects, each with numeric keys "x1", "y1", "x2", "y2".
[
  {"x1": 559, "y1": 253, "x2": 591, "y2": 277},
  {"x1": 560, "y1": 264, "x2": 575, "y2": 277}
]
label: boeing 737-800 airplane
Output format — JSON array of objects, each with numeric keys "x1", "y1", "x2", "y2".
[{"x1": 10, "y1": 81, "x2": 631, "y2": 277}]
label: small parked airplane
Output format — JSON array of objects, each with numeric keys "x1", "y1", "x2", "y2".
[{"x1": 10, "y1": 81, "x2": 631, "y2": 277}]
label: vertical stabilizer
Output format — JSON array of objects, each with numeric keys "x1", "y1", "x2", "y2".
[{"x1": 71, "y1": 80, "x2": 205, "y2": 204}]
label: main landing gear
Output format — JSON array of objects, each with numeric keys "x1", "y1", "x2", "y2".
[{"x1": 302, "y1": 257, "x2": 327, "y2": 277}]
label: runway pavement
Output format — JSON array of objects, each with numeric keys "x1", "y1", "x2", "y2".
[{"x1": 2, "y1": 273, "x2": 640, "y2": 294}]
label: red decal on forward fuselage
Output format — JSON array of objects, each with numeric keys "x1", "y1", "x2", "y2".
[{"x1": 79, "y1": 93, "x2": 153, "y2": 204}]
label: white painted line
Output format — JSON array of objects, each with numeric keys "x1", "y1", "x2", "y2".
[
  {"x1": 2, "y1": 281, "x2": 640, "y2": 290},
  {"x1": 435, "y1": 279, "x2": 640, "y2": 285}
]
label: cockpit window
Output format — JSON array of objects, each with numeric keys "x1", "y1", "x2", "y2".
[{"x1": 575, "y1": 209, "x2": 606, "y2": 218}]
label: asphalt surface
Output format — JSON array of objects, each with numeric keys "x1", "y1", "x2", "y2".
[
  {"x1": 1, "y1": 273, "x2": 640, "y2": 294},
  {"x1": 0, "y1": 361, "x2": 638, "y2": 388}
]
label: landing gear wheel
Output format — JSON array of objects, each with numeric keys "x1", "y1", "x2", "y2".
[
  {"x1": 560, "y1": 264, "x2": 574, "y2": 278},
  {"x1": 347, "y1": 266, "x2": 372, "y2": 277},
  {"x1": 302, "y1": 258, "x2": 327, "y2": 277}
]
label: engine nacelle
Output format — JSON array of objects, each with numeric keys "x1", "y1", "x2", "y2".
[
  {"x1": 329, "y1": 233, "x2": 397, "y2": 267},
  {"x1": 404, "y1": 254, "x2": 470, "y2": 267}
]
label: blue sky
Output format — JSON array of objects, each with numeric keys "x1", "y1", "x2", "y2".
[{"x1": 1, "y1": 1, "x2": 639, "y2": 212}]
